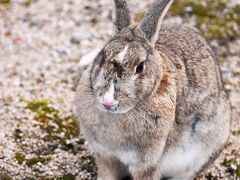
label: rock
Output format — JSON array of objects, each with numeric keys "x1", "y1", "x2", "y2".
[{"x1": 70, "y1": 36, "x2": 81, "y2": 45}]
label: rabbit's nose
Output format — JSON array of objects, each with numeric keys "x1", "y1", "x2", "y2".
[
  {"x1": 102, "y1": 102, "x2": 115, "y2": 110},
  {"x1": 101, "y1": 96, "x2": 118, "y2": 110}
]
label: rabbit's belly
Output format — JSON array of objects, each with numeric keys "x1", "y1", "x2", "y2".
[{"x1": 160, "y1": 137, "x2": 208, "y2": 178}]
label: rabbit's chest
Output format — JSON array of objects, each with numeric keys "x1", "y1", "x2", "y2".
[
  {"x1": 91, "y1": 123, "x2": 137, "y2": 148},
  {"x1": 88, "y1": 122, "x2": 154, "y2": 165},
  {"x1": 90, "y1": 119, "x2": 158, "y2": 149},
  {"x1": 82, "y1": 111, "x2": 163, "y2": 165},
  {"x1": 92, "y1": 139, "x2": 139, "y2": 165}
]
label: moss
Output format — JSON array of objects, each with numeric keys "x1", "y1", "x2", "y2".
[
  {"x1": 0, "y1": 168, "x2": 11, "y2": 180},
  {"x1": 236, "y1": 165, "x2": 240, "y2": 177},
  {"x1": 22, "y1": 0, "x2": 32, "y2": 7},
  {"x1": 34, "y1": 172, "x2": 53, "y2": 180},
  {"x1": 15, "y1": 152, "x2": 26, "y2": 164},
  {"x1": 170, "y1": 0, "x2": 240, "y2": 41},
  {"x1": 222, "y1": 158, "x2": 235, "y2": 167},
  {"x1": 61, "y1": 79, "x2": 68, "y2": 84},
  {"x1": 0, "y1": 0, "x2": 11, "y2": 4},
  {"x1": 134, "y1": 11, "x2": 145, "y2": 22},
  {"x1": 29, "y1": 21, "x2": 38, "y2": 27},
  {"x1": 232, "y1": 130, "x2": 240, "y2": 136},
  {"x1": 13, "y1": 128, "x2": 23, "y2": 141},
  {"x1": 0, "y1": 173, "x2": 12, "y2": 180},
  {"x1": 16, "y1": 153, "x2": 48, "y2": 167},
  {"x1": 80, "y1": 155, "x2": 97, "y2": 177},
  {"x1": 26, "y1": 99, "x2": 80, "y2": 151},
  {"x1": 19, "y1": 96, "x2": 25, "y2": 101},
  {"x1": 57, "y1": 174, "x2": 76, "y2": 180},
  {"x1": 223, "y1": 79, "x2": 231, "y2": 85},
  {"x1": 222, "y1": 157, "x2": 240, "y2": 178},
  {"x1": 68, "y1": 57, "x2": 80, "y2": 63},
  {"x1": 26, "y1": 99, "x2": 58, "y2": 121},
  {"x1": 134, "y1": 1, "x2": 240, "y2": 40},
  {"x1": 204, "y1": 172, "x2": 215, "y2": 180},
  {"x1": 219, "y1": 57, "x2": 226, "y2": 65},
  {"x1": 26, "y1": 156, "x2": 46, "y2": 167}
]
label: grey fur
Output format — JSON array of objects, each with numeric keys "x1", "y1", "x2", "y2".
[
  {"x1": 139, "y1": 0, "x2": 173, "y2": 44},
  {"x1": 74, "y1": 1, "x2": 231, "y2": 180},
  {"x1": 113, "y1": 0, "x2": 132, "y2": 33}
]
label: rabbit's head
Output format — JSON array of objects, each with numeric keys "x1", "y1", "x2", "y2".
[{"x1": 89, "y1": 0, "x2": 173, "y2": 114}]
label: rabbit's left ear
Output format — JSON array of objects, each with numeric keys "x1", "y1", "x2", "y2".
[
  {"x1": 139, "y1": 0, "x2": 173, "y2": 45},
  {"x1": 113, "y1": 0, "x2": 132, "y2": 34}
]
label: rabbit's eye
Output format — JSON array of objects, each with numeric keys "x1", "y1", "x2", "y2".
[{"x1": 135, "y1": 61, "x2": 145, "y2": 75}]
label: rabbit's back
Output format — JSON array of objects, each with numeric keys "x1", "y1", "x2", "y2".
[
  {"x1": 156, "y1": 24, "x2": 231, "y2": 140},
  {"x1": 156, "y1": 25, "x2": 230, "y2": 120},
  {"x1": 156, "y1": 25, "x2": 231, "y2": 177},
  {"x1": 157, "y1": 25, "x2": 224, "y2": 95}
]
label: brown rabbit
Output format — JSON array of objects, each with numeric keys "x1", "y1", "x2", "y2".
[{"x1": 75, "y1": 0, "x2": 231, "y2": 179}]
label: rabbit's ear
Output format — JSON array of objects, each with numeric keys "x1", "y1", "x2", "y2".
[
  {"x1": 139, "y1": 0, "x2": 173, "y2": 45},
  {"x1": 113, "y1": 0, "x2": 132, "y2": 33}
]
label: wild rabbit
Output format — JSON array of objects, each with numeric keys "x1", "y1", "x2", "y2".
[{"x1": 75, "y1": 0, "x2": 231, "y2": 179}]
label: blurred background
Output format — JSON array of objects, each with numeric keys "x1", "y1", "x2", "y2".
[{"x1": 0, "y1": 0, "x2": 239, "y2": 179}]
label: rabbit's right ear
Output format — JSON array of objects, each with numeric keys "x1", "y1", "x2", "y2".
[
  {"x1": 139, "y1": 0, "x2": 173, "y2": 45},
  {"x1": 113, "y1": 0, "x2": 132, "y2": 34}
]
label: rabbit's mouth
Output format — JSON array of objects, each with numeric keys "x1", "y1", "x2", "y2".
[
  {"x1": 97, "y1": 103, "x2": 118, "y2": 113},
  {"x1": 97, "y1": 102, "x2": 134, "y2": 114}
]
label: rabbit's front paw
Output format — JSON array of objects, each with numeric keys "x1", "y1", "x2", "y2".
[{"x1": 131, "y1": 165, "x2": 161, "y2": 180}]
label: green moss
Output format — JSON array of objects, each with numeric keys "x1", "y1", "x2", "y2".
[
  {"x1": 29, "y1": 21, "x2": 38, "y2": 27},
  {"x1": 57, "y1": 174, "x2": 76, "y2": 180},
  {"x1": 68, "y1": 57, "x2": 80, "y2": 63},
  {"x1": 170, "y1": 0, "x2": 240, "y2": 41},
  {"x1": 134, "y1": 11, "x2": 145, "y2": 22},
  {"x1": 0, "y1": 173, "x2": 12, "y2": 180},
  {"x1": 223, "y1": 79, "x2": 231, "y2": 85},
  {"x1": 0, "y1": 0, "x2": 11, "y2": 4},
  {"x1": 34, "y1": 172, "x2": 53, "y2": 180},
  {"x1": 204, "y1": 172, "x2": 215, "y2": 180},
  {"x1": 26, "y1": 99, "x2": 80, "y2": 150},
  {"x1": 222, "y1": 157, "x2": 240, "y2": 178},
  {"x1": 135, "y1": 1, "x2": 240, "y2": 40},
  {"x1": 80, "y1": 155, "x2": 97, "y2": 176},
  {"x1": 41, "y1": 115, "x2": 79, "y2": 142},
  {"x1": 219, "y1": 57, "x2": 226, "y2": 65},
  {"x1": 15, "y1": 152, "x2": 26, "y2": 164},
  {"x1": 222, "y1": 158, "x2": 235, "y2": 167},
  {"x1": 13, "y1": 128, "x2": 23, "y2": 141},
  {"x1": 0, "y1": 168, "x2": 11, "y2": 180},
  {"x1": 232, "y1": 130, "x2": 240, "y2": 136},
  {"x1": 61, "y1": 79, "x2": 68, "y2": 84},
  {"x1": 26, "y1": 156, "x2": 46, "y2": 167},
  {"x1": 22, "y1": 0, "x2": 32, "y2": 7},
  {"x1": 19, "y1": 96, "x2": 25, "y2": 101},
  {"x1": 26, "y1": 99, "x2": 58, "y2": 121}
]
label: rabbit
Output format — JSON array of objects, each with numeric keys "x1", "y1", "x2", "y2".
[{"x1": 74, "y1": 0, "x2": 231, "y2": 179}]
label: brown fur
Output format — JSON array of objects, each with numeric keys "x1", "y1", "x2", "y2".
[{"x1": 75, "y1": 1, "x2": 231, "y2": 179}]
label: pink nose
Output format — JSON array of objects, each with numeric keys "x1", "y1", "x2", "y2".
[{"x1": 102, "y1": 103, "x2": 114, "y2": 110}]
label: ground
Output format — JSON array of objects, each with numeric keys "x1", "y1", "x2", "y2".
[{"x1": 0, "y1": 0, "x2": 239, "y2": 179}]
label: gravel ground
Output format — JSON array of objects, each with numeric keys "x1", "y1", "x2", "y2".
[{"x1": 0, "y1": 0, "x2": 239, "y2": 179}]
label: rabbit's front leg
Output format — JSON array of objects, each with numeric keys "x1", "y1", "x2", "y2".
[
  {"x1": 131, "y1": 164, "x2": 161, "y2": 180},
  {"x1": 96, "y1": 153, "x2": 129, "y2": 180}
]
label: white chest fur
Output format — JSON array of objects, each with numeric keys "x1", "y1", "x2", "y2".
[
  {"x1": 92, "y1": 140, "x2": 138, "y2": 166},
  {"x1": 161, "y1": 143, "x2": 201, "y2": 176},
  {"x1": 160, "y1": 132, "x2": 208, "y2": 178}
]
